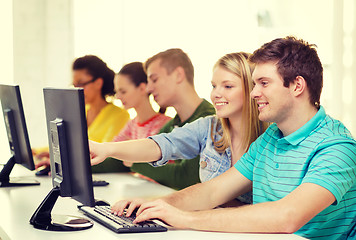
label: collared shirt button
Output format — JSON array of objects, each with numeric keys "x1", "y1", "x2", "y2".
[{"x1": 200, "y1": 161, "x2": 207, "y2": 169}]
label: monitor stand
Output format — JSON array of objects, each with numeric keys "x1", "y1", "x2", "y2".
[
  {"x1": 30, "y1": 187, "x2": 93, "y2": 231},
  {"x1": 0, "y1": 156, "x2": 40, "y2": 187}
]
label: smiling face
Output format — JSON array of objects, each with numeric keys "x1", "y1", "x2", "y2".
[
  {"x1": 210, "y1": 66, "x2": 244, "y2": 120},
  {"x1": 146, "y1": 59, "x2": 177, "y2": 108},
  {"x1": 250, "y1": 62, "x2": 294, "y2": 125}
]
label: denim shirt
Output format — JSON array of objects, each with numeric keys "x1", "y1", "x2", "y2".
[{"x1": 149, "y1": 116, "x2": 252, "y2": 203}]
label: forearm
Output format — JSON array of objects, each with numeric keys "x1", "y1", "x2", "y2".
[
  {"x1": 162, "y1": 181, "x2": 228, "y2": 211},
  {"x1": 186, "y1": 201, "x2": 298, "y2": 233},
  {"x1": 103, "y1": 139, "x2": 161, "y2": 163},
  {"x1": 162, "y1": 167, "x2": 252, "y2": 211},
  {"x1": 185, "y1": 182, "x2": 335, "y2": 233}
]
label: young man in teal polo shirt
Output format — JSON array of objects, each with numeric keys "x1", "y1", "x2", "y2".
[{"x1": 107, "y1": 37, "x2": 356, "y2": 239}]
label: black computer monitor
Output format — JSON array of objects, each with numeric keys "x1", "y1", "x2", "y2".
[
  {"x1": 0, "y1": 84, "x2": 40, "y2": 187},
  {"x1": 30, "y1": 88, "x2": 95, "y2": 231}
]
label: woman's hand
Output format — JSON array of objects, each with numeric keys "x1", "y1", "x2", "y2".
[{"x1": 88, "y1": 140, "x2": 109, "y2": 166}]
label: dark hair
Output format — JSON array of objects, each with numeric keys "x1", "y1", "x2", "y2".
[
  {"x1": 249, "y1": 36, "x2": 323, "y2": 107},
  {"x1": 118, "y1": 62, "x2": 166, "y2": 114},
  {"x1": 73, "y1": 55, "x2": 115, "y2": 99},
  {"x1": 118, "y1": 62, "x2": 147, "y2": 87},
  {"x1": 144, "y1": 48, "x2": 194, "y2": 86}
]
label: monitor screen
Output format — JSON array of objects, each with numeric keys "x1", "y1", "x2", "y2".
[
  {"x1": 0, "y1": 84, "x2": 39, "y2": 187},
  {"x1": 43, "y1": 87, "x2": 95, "y2": 207}
]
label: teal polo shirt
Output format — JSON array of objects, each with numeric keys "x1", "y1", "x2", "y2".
[{"x1": 235, "y1": 106, "x2": 356, "y2": 240}]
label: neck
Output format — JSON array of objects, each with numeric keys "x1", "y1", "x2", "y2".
[
  {"x1": 228, "y1": 114, "x2": 244, "y2": 147},
  {"x1": 228, "y1": 114, "x2": 243, "y2": 139},
  {"x1": 88, "y1": 97, "x2": 108, "y2": 114},
  {"x1": 172, "y1": 87, "x2": 202, "y2": 123},
  {"x1": 278, "y1": 103, "x2": 318, "y2": 136},
  {"x1": 134, "y1": 98, "x2": 158, "y2": 124}
]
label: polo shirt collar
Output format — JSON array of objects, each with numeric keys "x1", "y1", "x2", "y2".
[{"x1": 279, "y1": 106, "x2": 326, "y2": 145}]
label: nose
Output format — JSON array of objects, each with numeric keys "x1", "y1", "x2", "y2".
[
  {"x1": 250, "y1": 85, "x2": 260, "y2": 99},
  {"x1": 146, "y1": 81, "x2": 153, "y2": 94},
  {"x1": 211, "y1": 86, "x2": 223, "y2": 99},
  {"x1": 115, "y1": 91, "x2": 122, "y2": 100}
]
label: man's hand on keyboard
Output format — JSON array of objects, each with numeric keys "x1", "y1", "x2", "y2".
[
  {"x1": 111, "y1": 198, "x2": 148, "y2": 217},
  {"x1": 133, "y1": 199, "x2": 190, "y2": 229}
]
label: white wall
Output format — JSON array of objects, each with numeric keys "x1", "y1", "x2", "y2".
[
  {"x1": 0, "y1": 0, "x2": 14, "y2": 159},
  {"x1": 73, "y1": 0, "x2": 259, "y2": 102},
  {"x1": 12, "y1": 0, "x2": 74, "y2": 148},
  {"x1": 1, "y1": 0, "x2": 356, "y2": 153}
]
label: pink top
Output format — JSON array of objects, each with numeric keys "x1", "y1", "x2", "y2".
[{"x1": 112, "y1": 113, "x2": 171, "y2": 142}]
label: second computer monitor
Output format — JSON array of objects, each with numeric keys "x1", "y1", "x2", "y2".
[
  {"x1": 43, "y1": 88, "x2": 95, "y2": 207},
  {"x1": 0, "y1": 84, "x2": 39, "y2": 187}
]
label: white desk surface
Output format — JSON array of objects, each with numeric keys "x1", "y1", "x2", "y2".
[{"x1": 0, "y1": 164, "x2": 308, "y2": 240}]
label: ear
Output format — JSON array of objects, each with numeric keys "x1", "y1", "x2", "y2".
[
  {"x1": 291, "y1": 76, "x2": 306, "y2": 97},
  {"x1": 174, "y1": 66, "x2": 186, "y2": 84},
  {"x1": 138, "y1": 82, "x2": 147, "y2": 93},
  {"x1": 94, "y1": 77, "x2": 104, "y2": 90}
]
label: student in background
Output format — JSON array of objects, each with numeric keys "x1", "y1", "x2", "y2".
[
  {"x1": 113, "y1": 62, "x2": 171, "y2": 143},
  {"x1": 35, "y1": 55, "x2": 130, "y2": 173},
  {"x1": 72, "y1": 55, "x2": 130, "y2": 144},
  {"x1": 101, "y1": 48, "x2": 215, "y2": 189},
  {"x1": 100, "y1": 62, "x2": 171, "y2": 172},
  {"x1": 90, "y1": 52, "x2": 268, "y2": 206},
  {"x1": 106, "y1": 37, "x2": 356, "y2": 240}
]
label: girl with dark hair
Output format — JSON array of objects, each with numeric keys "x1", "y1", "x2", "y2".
[
  {"x1": 34, "y1": 55, "x2": 130, "y2": 174},
  {"x1": 72, "y1": 55, "x2": 130, "y2": 143},
  {"x1": 112, "y1": 62, "x2": 171, "y2": 167}
]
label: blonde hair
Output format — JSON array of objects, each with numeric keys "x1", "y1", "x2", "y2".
[{"x1": 211, "y1": 52, "x2": 269, "y2": 153}]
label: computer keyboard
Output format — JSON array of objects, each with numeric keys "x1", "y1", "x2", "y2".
[{"x1": 78, "y1": 205, "x2": 167, "y2": 233}]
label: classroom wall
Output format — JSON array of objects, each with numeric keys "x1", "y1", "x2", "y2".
[
  {"x1": 1, "y1": 0, "x2": 356, "y2": 155},
  {"x1": 12, "y1": 0, "x2": 74, "y2": 148},
  {"x1": 0, "y1": 0, "x2": 14, "y2": 158}
]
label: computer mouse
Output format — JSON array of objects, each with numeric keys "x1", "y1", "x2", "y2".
[
  {"x1": 35, "y1": 166, "x2": 51, "y2": 176},
  {"x1": 95, "y1": 199, "x2": 110, "y2": 206}
]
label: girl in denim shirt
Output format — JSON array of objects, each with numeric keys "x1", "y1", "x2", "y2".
[{"x1": 90, "y1": 52, "x2": 268, "y2": 205}]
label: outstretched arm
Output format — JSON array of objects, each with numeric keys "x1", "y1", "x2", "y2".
[{"x1": 89, "y1": 139, "x2": 162, "y2": 166}]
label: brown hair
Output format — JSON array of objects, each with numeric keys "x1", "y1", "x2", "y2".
[
  {"x1": 144, "y1": 48, "x2": 194, "y2": 86},
  {"x1": 249, "y1": 36, "x2": 323, "y2": 107}
]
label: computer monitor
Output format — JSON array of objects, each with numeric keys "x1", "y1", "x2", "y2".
[
  {"x1": 0, "y1": 84, "x2": 40, "y2": 187},
  {"x1": 30, "y1": 88, "x2": 95, "y2": 231}
]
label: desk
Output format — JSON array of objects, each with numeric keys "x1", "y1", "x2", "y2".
[{"x1": 0, "y1": 165, "x2": 307, "y2": 240}]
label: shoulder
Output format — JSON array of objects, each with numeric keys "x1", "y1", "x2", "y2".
[
  {"x1": 194, "y1": 99, "x2": 215, "y2": 118},
  {"x1": 193, "y1": 115, "x2": 216, "y2": 127},
  {"x1": 155, "y1": 114, "x2": 172, "y2": 123},
  {"x1": 105, "y1": 103, "x2": 130, "y2": 117},
  {"x1": 312, "y1": 114, "x2": 356, "y2": 148}
]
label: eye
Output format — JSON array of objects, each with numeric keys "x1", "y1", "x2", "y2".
[
  {"x1": 211, "y1": 83, "x2": 216, "y2": 89},
  {"x1": 225, "y1": 85, "x2": 233, "y2": 89},
  {"x1": 261, "y1": 81, "x2": 268, "y2": 87}
]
